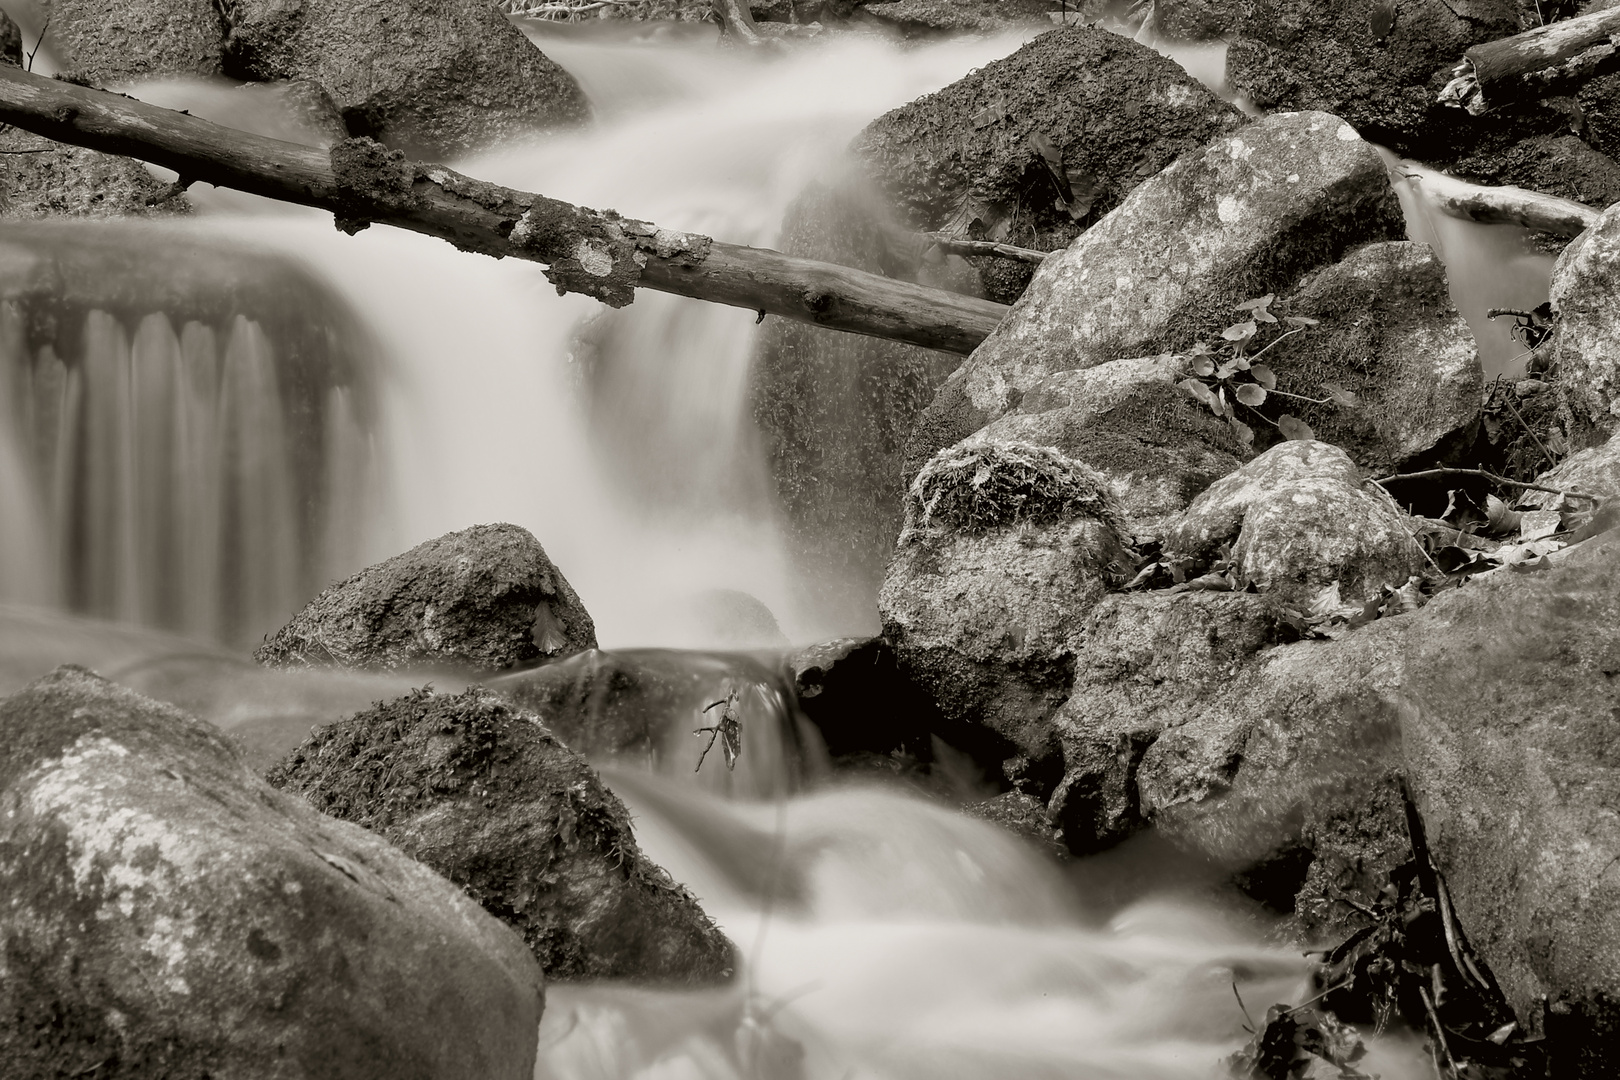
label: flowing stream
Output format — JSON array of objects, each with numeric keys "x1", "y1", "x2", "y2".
[{"x1": 0, "y1": 18, "x2": 1535, "y2": 1079}]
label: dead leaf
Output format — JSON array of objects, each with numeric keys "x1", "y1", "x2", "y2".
[
  {"x1": 1485, "y1": 494, "x2": 1521, "y2": 536},
  {"x1": 1323, "y1": 382, "x2": 1360, "y2": 408}
]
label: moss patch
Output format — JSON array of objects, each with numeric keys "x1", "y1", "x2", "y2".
[{"x1": 910, "y1": 441, "x2": 1126, "y2": 534}]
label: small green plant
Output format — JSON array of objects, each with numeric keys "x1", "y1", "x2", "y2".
[{"x1": 1176, "y1": 295, "x2": 1359, "y2": 451}]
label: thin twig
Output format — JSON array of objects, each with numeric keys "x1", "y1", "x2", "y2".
[
  {"x1": 1419, "y1": 984, "x2": 1460, "y2": 1078},
  {"x1": 1283, "y1": 976, "x2": 1356, "y2": 1016},
  {"x1": 26, "y1": 15, "x2": 49, "y2": 73},
  {"x1": 1231, "y1": 982, "x2": 1256, "y2": 1032},
  {"x1": 1496, "y1": 387, "x2": 1556, "y2": 469},
  {"x1": 922, "y1": 233, "x2": 1049, "y2": 265},
  {"x1": 1371, "y1": 466, "x2": 1601, "y2": 504},
  {"x1": 1244, "y1": 325, "x2": 1306, "y2": 363}
]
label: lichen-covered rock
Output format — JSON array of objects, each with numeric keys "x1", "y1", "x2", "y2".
[
  {"x1": 909, "y1": 111, "x2": 1405, "y2": 471},
  {"x1": 853, "y1": 25, "x2": 1242, "y2": 303},
  {"x1": 220, "y1": 0, "x2": 589, "y2": 159},
  {"x1": 40, "y1": 0, "x2": 226, "y2": 82},
  {"x1": 970, "y1": 353, "x2": 1247, "y2": 531},
  {"x1": 1519, "y1": 429, "x2": 1620, "y2": 539},
  {"x1": 1551, "y1": 200, "x2": 1620, "y2": 431},
  {"x1": 1399, "y1": 532, "x2": 1620, "y2": 1075},
  {"x1": 1164, "y1": 441, "x2": 1424, "y2": 604},
  {"x1": 255, "y1": 523, "x2": 596, "y2": 674},
  {"x1": 268, "y1": 685, "x2": 738, "y2": 985},
  {"x1": 879, "y1": 442, "x2": 1134, "y2": 765},
  {"x1": 487, "y1": 647, "x2": 816, "y2": 799},
  {"x1": 0, "y1": 666, "x2": 544, "y2": 1079},
  {"x1": 1262, "y1": 241, "x2": 1483, "y2": 473}
]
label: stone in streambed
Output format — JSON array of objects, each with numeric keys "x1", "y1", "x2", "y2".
[
  {"x1": 268, "y1": 685, "x2": 737, "y2": 985},
  {"x1": 879, "y1": 441, "x2": 1134, "y2": 768},
  {"x1": 1163, "y1": 440, "x2": 1424, "y2": 605},
  {"x1": 969, "y1": 353, "x2": 1248, "y2": 533},
  {"x1": 853, "y1": 25, "x2": 1243, "y2": 304},
  {"x1": 1399, "y1": 532, "x2": 1620, "y2": 1076},
  {"x1": 1550, "y1": 199, "x2": 1620, "y2": 433},
  {"x1": 908, "y1": 110, "x2": 1404, "y2": 472},
  {"x1": 0, "y1": 666, "x2": 543, "y2": 1079},
  {"x1": 1264, "y1": 241, "x2": 1483, "y2": 474},
  {"x1": 255, "y1": 523, "x2": 596, "y2": 674},
  {"x1": 221, "y1": 0, "x2": 589, "y2": 159}
]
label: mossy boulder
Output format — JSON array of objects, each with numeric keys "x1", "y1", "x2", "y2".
[
  {"x1": 40, "y1": 0, "x2": 226, "y2": 82},
  {"x1": 853, "y1": 24, "x2": 1243, "y2": 302},
  {"x1": 969, "y1": 352, "x2": 1248, "y2": 532},
  {"x1": 255, "y1": 523, "x2": 596, "y2": 674},
  {"x1": 268, "y1": 686, "x2": 738, "y2": 985},
  {"x1": 0, "y1": 666, "x2": 544, "y2": 1079},
  {"x1": 879, "y1": 442, "x2": 1134, "y2": 767},
  {"x1": 220, "y1": 0, "x2": 589, "y2": 159},
  {"x1": 907, "y1": 110, "x2": 1405, "y2": 475}
]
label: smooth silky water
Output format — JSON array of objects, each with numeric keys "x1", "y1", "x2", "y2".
[{"x1": 0, "y1": 20, "x2": 1528, "y2": 1078}]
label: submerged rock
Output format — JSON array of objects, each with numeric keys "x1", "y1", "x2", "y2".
[
  {"x1": 1551, "y1": 200, "x2": 1620, "y2": 432},
  {"x1": 1265, "y1": 241, "x2": 1483, "y2": 473},
  {"x1": 879, "y1": 441, "x2": 1134, "y2": 767},
  {"x1": 909, "y1": 111, "x2": 1404, "y2": 471},
  {"x1": 220, "y1": 0, "x2": 589, "y2": 158},
  {"x1": 1163, "y1": 441, "x2": 1424, "y2": 605},
  {"x1": 255, "y1": 523, "x2": 596, "y2": 674},
  {"x1": 0, "y1": 666, "x2": 544, "y2": 1079},
  {"x1": 1400, "y1": 533, "x2": 1620, "y2": 1075},
  {"x1": 970, "y1": 353, "x2": 1247, "y2": 532},
  {"x1": 854, "y1": 25, "x2": 1242, "y2": 302},
  {"x1": 269, "y1": 686, "x2": 737, "y2": 985}
]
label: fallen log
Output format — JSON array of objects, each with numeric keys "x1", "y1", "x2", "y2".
[
  {"x1": 0, "y1": 64, "x2": 1008, "y2": 355},
  {"x1": 1392, "y1": 160, "x2": 1602, "y2": 238},
  {"x1": 1438, "y1": 7, "x2": 1620, "y2": 114}
]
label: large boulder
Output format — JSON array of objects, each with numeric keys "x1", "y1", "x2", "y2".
[
  {"x1": 908, "y1": 110, "x2": 1405, "y2": 472},
  {"x1": 220, "y1": 0, "x2": 588, "y2": 159},
  {"x1": 255, "y1": 523, "x2": 596, "y2": 674},
  {"x1": 879, "y1": 441, "x2": 1134, "y2": 767},
  {"x1": 1163, "y1": 441, "x2": 1425, "y2": 605},
  {"x1": 0, "y1": 666, "x2": 544, "y2": 1079},
  {"x1": 1399, "y1": 532, "x2": 1620, "y2": 1076},
  {"x1": 268, "y1": 685, "x2": 738, "y2": 986},
  {"x1": 968, "y1": 353, "x2": 1247, "y2": 532},
  {"x1": 853, "y1": 24, "x2": 1243, "y2": 303},
  {"x1": 1550, "y1": 199, "x2": 1620, "y2": 432},
  {"x1": 39, "y1": 0, "x2": 226, "y2": 82},
  {"x1": 1263, "y1": 241, "x2": 1483, "y2": 473}
]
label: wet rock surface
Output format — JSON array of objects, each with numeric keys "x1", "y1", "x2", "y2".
[
  {"x1": 970, "y1": 353, "x2": 1247, "y2": 531},
  {"x1": 268, "y1": 685, "x2": 738, "y2": 985},
  {"x1": 0, "y1": 666, "x2": 544, "y2": 1079},
  {"x1": 1264, "y1": 241, "x2": 1483, "y2": 473},
  {"x1": 255, "y1": 523, "x2": 596, "y2": 674},
  {"x1": 1400, "y1": 533, "x2": 1620, "y2": 1074},
  {"x1": 220, "y1": 0, "x2": 589, "y2": 158},
  {"x1": 854, "y1": 25, "x2": 1242, "y2": 302},
  {"x1": 908, "y1": 110, "x2": 1405, "y2": 472},
  {"x1": 879, "y1": 442, "x2": 1134, "y2": 764}
]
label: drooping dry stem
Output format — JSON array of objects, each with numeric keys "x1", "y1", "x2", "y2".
[{"x1": 0, "y1": 64, "x2": 1007, "y2": 354}]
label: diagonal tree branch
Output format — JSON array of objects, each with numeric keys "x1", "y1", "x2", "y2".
[{"x1": 0, "y1": 63, "x2": 1009, "y2": 355}]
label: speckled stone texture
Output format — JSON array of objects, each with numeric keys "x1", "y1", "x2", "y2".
[
  {"x1": 0, "y1": 666, "x2": 545, "y2": 1079},
  {"x1": 1551, "y1": 201, "x2": 1620, "y2": 431},
  {"x1": 268, "y1": 685, "x2": 738, "y2": 986},
  {"x1": 907, "y1": 110, "x2": 1405, "y2": 474},
  {"x1": 40, "y1": 0, "x2": 226, "y2": 82},
  {"x1": 255, "y1": 523, "x2": 596, "y2": 674}
]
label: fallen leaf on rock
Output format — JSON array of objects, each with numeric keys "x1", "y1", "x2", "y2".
[
  {"x1": 1485, "y1": 494, "x2": 1521, "y2": 536},
  {"x1": 1518, "y1": 510, "x2": 1561, "y2": 542}
]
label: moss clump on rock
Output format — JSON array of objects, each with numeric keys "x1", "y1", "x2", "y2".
[{"x1": 909, "y1": 441, "x2": 1128, "y2": 536}]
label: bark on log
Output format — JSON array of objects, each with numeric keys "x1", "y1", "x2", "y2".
[
  {"x1": 1438, "y1": 8, "x2": 1620, "y2": 114},
  {"x1": 1396, "y1": 161, "x2": 1601, "y2": 238},
  {"x1": 0, "y1": 65, "x2": 1008, "y2": 355}
]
